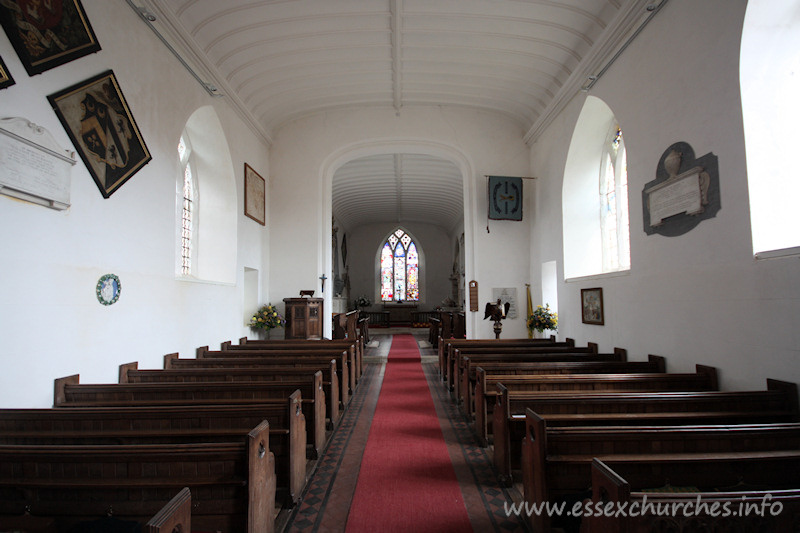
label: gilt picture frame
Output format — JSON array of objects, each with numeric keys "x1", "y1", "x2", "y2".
[
  {"x1": 244, "y1": 163, "x2": 266, "y2": 225},
  {"x1": 0, "y1": 55, "x2": 13, "y2": 89},
  {"x1": 47, "y1": 70, "x2": 151, "y2": 198},
  {"x1": 0, "y1": 0, "x2": 101, "y2": 76},
  {"x1": 581, "y1": 287, "x2": 604, "y2": 325}
]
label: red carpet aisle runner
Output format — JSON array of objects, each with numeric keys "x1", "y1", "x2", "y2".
[{"x1": 345, "y1": 334, "x2": 474, "y2": 533}]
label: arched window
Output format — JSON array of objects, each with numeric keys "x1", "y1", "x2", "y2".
[
  {"x1": 174, "y1": 106, "x2": 237, "y2": 283},
  {"x1": 599, "y1": 124, "x2": 630, "y2": 272},
  {"x1": 741, "y1": 0, "x2": 800, "y2": 257},
  {"x1": 380, "y1": 229, "x2": 419, "y2": 302},
  {"x1": 178, "y1": 133, "x2": 196, "y2": 276},
  {"x1": 562, "y1": 96, "x2": 631, "y2": 279}
]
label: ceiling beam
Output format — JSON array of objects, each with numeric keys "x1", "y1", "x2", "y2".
[
  {"x1": 394, "y1": 154, "x2": 403, "y2": 221},
  {"x1": 391, "y1": 0, "x2": 402, "y2": 114}
]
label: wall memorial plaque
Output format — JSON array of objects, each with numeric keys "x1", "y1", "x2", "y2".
[
  {"x1": 492, "y1": 287, "x2": 518, "y2": 319},
  {"x1": 0, "y1": 117, "x2": 75, "y2": 210},
  {"x1": 642, "y1": 142, "x2": 720, "y2": 237}
]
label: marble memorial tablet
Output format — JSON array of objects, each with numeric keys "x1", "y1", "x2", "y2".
[{"x1": 0, "y1": 117, "x2": 74, "y2": 210}]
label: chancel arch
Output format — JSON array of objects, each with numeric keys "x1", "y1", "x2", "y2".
[{"x1": 324, "y1": 140, "x2": 474, "y2": 336}]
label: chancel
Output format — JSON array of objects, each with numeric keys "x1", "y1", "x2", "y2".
[{"x1": 1, "y1": 1, "x2": 799, "y2": 532}]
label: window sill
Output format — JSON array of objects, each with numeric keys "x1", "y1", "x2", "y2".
[
  {"x1": 565, "y1": 269, "x2": 630, "y2": 284},
  {"x1": 754, "y1": 246, "x2": 800, "y2": 261},
  {"x1": 175, "y1": 275, "x2": 235, "y2": 287}
]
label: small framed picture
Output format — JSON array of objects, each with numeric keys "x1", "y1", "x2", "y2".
[
  {"x1": 581, "y1": 287, "x2": 604, "y2": 325},
  {"x1": 47, "y1": 70, "x2": 151, "y2": 198},
  {"x1": 0, "y1": 0, "x2": 101, "y2": 76},
  {"x1": 0, "y1": 55, "x2": 14, "y2": 89},
  {"x1": 244, "y1": 163, "x2": 266, "y2": 225}
]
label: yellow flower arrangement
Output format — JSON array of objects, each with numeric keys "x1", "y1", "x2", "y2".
[
  {"x1": 527, "y1": 304, "x2": 558, "y2": 333},
  {"x1": 250, "y1": 303, "x2": 286, "y2": 330}
]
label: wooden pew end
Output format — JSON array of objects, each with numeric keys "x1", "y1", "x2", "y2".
[
  {"x1": 118, "y1": 362, "x2": 138, "y2": 383},
  {"x1": 53, "y1": 374, "x2": 79, "y2": 407},
  {"x1": 163, "y1": 352, "x2": 179, "y2": 369},
  {"x1": 145, "y1": 487, "x2": 192, "y2": 533}
]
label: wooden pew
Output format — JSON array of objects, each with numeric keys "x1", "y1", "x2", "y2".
[
  {"x1": 214, "y1": 343, "x2": 360, "y2": 395},
  {"x1": 124, "y1": 358, "x2": 340, "y2": 429},
  {"x1": 358, "y1": 314, "x2": 370, "y2": 344},
  {"x1": 428, "y1": 316, "x2": 441, "y2": 348},
  {"x1": 493, "y1": 379, "x2": 800, "y2": 485},
  {"x1": 331, "y1": 311, "x2": 359, "y2": 342},
  {"x1": 440, "y1": 311, "x2": 454, "y2": 341},
  {"x1": 145, "y1": 487, "x2": 192, "y2": 533},
  {"x1": 0, "y1": 400, "x2": 306, "y2": 508},
  {"x1": 453, "y1": 311, "x2": 466, "y2": 339},
  {"x1": 0, "y1": 422, "x2": 275, "y2": 533},
  {"x1": 474, "y1": 365, "x2": 718, "y2": 447},
  {"x1": 520, "y1": 410, "x2": 800, "y2": 533},
  {"x1": 585, "y1": 457, "x2": 800, "y2": 533},
  {"x1": 230, "y1": 337, "x2": 363, "y2": 381},
  {"x1": 460, "y1": 349, "x2": 647, "y2": 410},
  {"x1": 332, "y1": 312, "x2": 347, "y2": 339},
  {"x1": 457, "y1": 348, "x2": 625, "y2": 408},
  {"x1": 54, "y1": 373, "x2": 327, "y2": 460},
  {"x1": 451, "y1": 342, "x2": 598, "y2": 399},
  {"x1": 181, "y1": 351, "x2": 350, "y2": 409},
  {"x1": 0, "y1": 487, "x2": 192, "y2": 533},
  {"x1": 437, "y1": 336, "x2": 567, "y2": 384}
]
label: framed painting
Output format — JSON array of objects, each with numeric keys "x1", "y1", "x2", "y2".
[
  {"x1": 0, "y1": 0, "x2": 101, "y2": 76},
  {"x1": 0, "y1": 55, "x2": 13, "y2": 89},
  {"x1": 244, "y1": 163, "x2": 266, "y2": 225},
  {"x1": 47, "y1": 70, "x2": 151, "y2": 198},
  {"x1": 581, "y1": 287, "x2": 604, "y2": 325}
]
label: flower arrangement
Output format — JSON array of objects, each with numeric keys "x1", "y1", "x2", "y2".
[
  {"x1": 353, "y1": 295, "x2": 371, "y2": 309},
  {"x1": 527, "y1": 304, "x2": 558, "y2": 333},
  {"x1": 250, "y1": 303, "x2": 286, "y2": 330}
]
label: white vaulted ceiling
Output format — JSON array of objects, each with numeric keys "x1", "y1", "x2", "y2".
[
  {"x1": 332, "y1": 154, "x2": 463, "y2": 231},
  {"x1": 130, "y1": 0, "x2": 662, "y2": 230}
]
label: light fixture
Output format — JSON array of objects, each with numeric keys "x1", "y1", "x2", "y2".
[
  {"x1": 126, "y1": 0, "x2": 223, "y2": 97},
  {"x1": 579, "y1": 0, "x2": 668, "y2": 93}
]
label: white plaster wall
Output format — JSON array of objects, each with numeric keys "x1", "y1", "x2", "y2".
[
  {"x1": 529, "y1": 0, "x2": 800, "y2": 391},
  {"x1": 268, "y1": 106, "x2": 531, "y2": 338},
  {"x1": 0, "y1": 0, "x2": 270, "y2": 407}
]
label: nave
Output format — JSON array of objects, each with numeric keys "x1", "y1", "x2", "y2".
[{"x1": 283, "y1": 329, "x2": 527, "y2": 533}]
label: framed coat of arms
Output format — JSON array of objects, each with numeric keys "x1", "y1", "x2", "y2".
[
  {"x1": 0, "y1": 0, "x2": 101, "y2": 76},
  {"x1": 48, "y1": 70, "x2": 151, "y2": 198}
]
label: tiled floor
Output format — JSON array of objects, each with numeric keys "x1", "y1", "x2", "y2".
[{"x1": 281, "y1": 330, "x2": 528, "y2": 533}]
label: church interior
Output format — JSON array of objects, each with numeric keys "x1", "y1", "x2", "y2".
[{"x1": 1, "y1": 0, "x2": 799, "y2": 531}]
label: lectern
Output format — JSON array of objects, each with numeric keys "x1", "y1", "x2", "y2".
[{"x1": 283, "y1": 297, "x2": 323, "y2": 339}]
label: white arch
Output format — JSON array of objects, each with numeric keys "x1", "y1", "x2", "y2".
[
  {"x1": 319, "y1": 139, "x2": 476, "y2": 336},
  {"x1": 178, "y1": 106, "x2": 237, "y2": 284},
  {"x1": 562, "y1": 96, "x2": 625, "y2": 279}
]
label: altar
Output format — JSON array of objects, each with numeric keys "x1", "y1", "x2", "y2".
[{"x1": 383, "y1": 303, "x2": 418, "y2": 326}]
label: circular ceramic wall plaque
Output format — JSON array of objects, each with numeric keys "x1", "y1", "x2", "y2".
[{"x1": 96, "y1": 274, "x2": 121, "y2": 305}]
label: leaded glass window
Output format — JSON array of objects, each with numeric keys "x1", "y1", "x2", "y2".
[
  {"x1": 599, "y1": 125, "x2": 630, "y2": 272},
  {"x1": 380, "y1": 229, "x2": 419, "y2": 302},
  {"x1": 178, "y1": 133, "x2": 195, "y2": 276}
]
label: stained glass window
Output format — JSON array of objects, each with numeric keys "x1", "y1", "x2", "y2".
[{"x1": 379, "y1": 229, "x2": 420, "y2": 302}]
